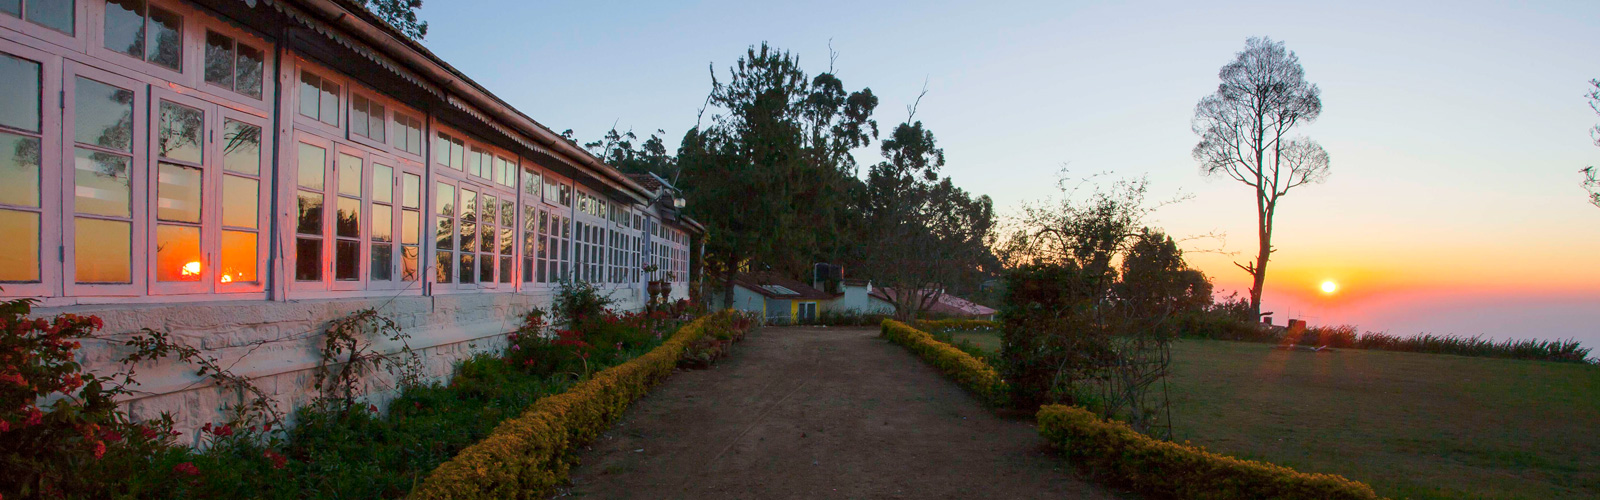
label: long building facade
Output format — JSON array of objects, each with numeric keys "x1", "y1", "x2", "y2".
[{"x1": 0, "y1": 0, "x2": 701, "y2": 441}]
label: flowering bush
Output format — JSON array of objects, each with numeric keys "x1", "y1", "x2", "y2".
[{"x1": 0, "y1": 297, "x2": 186, "y2": 498}]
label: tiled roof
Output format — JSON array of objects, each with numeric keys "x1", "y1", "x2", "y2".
[{"x1": 729, "y1": 272, "x2": 835, "y2": 301}]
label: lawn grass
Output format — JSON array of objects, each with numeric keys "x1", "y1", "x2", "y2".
[{"x1": 953, "y1": 329, "x2": 1600, "y2": 499}]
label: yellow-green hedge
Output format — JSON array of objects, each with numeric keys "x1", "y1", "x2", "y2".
[
  {"x1": 1037, "y1": 405, "x2": 1384, "y2": 500},
  {"x1": 410, "y1": 311, "x2": 731, "y2": 499},
  {"x1": 912, "y1": 318, "x2": 999, "y2": 332},
  {"x1": 880, "y1": 319, "x2": 1004, "y2": 404}
]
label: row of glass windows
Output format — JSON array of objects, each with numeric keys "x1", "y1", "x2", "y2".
[{"x1": 0, "y1": 46, "x2": 268, "y2": 291}]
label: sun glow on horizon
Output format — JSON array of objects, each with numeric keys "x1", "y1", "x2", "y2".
[{"x1": 1321, "y1": 280, "x2": 1338, "y2": 294}]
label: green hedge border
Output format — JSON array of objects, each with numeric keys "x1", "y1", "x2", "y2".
[
  {"x1": 881, "y1": 319, "x2": 1385, "y2": 500},
  {"x1": 1038, "y1": 405, "x2": 1382, "y2": 500},
  {"x1": 410, "y1": 311, "x2": 732, "y2": 499},
  {"x1": 880, "y1": 319, "x2": 1004, "y2": 404}
]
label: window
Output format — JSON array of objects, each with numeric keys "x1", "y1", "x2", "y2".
[
  {"x1": 433, "y1": 182, "x2": 453, "y2": 284},
  {"x1": 435, "y1": 132, "x2": 463, "y2": 170},
  {"x1": 350, "y1": 94, "x2": 385, "y2": 142},
  {"x1": 219, "y1": 119, "x2": 261, "y2": 285},
  {"x1": 457, "y1": 187, "x2": 475, "y2": 285},
  {"x1": 369, "y1": 163, "x2": 393, "y2": 282},
  {"x1": 104, "y1": 0, "x2": 181, "y2": 70},
  {"x1": 494, "y1": 156, "x2": 516, "y2": 188},
  {"x1": 400, "y1": 172, "x2": 420, "y2": 282},
  {"x1": 294, "y1": 143, "x2": 326, "y2": 282},
  {"x1": 203, "y1": 30, "x2": 264, "y2": 99},
  {"x1": 394, "y1": 113, "x2": 422, "y2": 155},
  {"x1": 0, "y1": 52, "x2": 43, "y2": 283},
  {"x1": 5, "y1": 0, "x2": 73, "y2": 34},
  {"x1": 466, "y1": 147, "x2": 490, "y2": 179},
  {"x1": 297, "y1": 71, "x2": 339, "y2": 126},
  {"x1": 73, "y1": 76, "x2": 137, "y2": 285}
]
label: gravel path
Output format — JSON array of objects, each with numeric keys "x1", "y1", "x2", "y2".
[{"x1": 560, "y1": 326, "x2": 1122, "y2": 499}]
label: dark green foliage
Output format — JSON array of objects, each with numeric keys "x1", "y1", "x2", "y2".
[
  {"x1": 679, "y1": 42, "x2": 879, "y2": 278},
  {"x1": 586, "y1": 128, "x2": 678, "y2": 180},
  {"x1": 998, "y1": 264, "x2": 1113, "y2": 410},
  {"x1": 366, "y1": 0, "x2": 427, "y2": 40},
  {"x1": 552, "y1": 278, "x2": 617, "y2": 329}
]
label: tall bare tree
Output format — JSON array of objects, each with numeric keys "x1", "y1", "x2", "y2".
[
  {"x1": 1583, "y1": 79, "x2": 1600, "y2": 208},
  {"x1": 1192, "y1": 37, "x2": 1330, "y2": 319}
]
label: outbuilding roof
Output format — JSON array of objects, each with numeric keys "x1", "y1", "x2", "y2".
[
  {"x1": 729, "y1": 272, "x2": 835, "y2": 301},
  {"x1": 869, "y1": 288, "x2": 998, "y2": 318}
]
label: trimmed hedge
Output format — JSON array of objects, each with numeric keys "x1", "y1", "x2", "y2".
[
  {"x1": 880, "y1": 319, "x2": 1005, "y2": 404},
  {"x1": 410, "y1": 311, "x2": 732, "y2": 499},
  {"x1": 1037, "y1": 405, "x2": 1384, "y2": 500},
  {"x1": 912, "y1": 318, "x2": 998, "y2": 332}
]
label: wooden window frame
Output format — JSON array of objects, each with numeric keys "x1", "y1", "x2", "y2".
[
  {"x1": 62, "y1": 60, "x2": 146, "y2": 298},
  {"x1": 0, "y1": 41, "x2": 61, "y2": 299}
]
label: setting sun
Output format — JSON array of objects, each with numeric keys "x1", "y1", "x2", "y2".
[{"x1": 1320, "y1": 280, "x2": 1338, "y2": 294}]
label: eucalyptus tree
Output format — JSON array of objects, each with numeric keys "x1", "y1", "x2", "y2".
[
  {"x1": 1192, "y1": 37, "x2": 1330, "y2": 319},
  {"x1": 1583, "y1": 79, "x2": 1599, "y2": 208}
]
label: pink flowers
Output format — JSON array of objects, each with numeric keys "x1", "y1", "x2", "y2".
[
  {"x1": 202, "y1": 422, "x2": 234, "y2": 437},
  {"x1": 264, "y1": 450, "x2": 287, "y2": 469}
]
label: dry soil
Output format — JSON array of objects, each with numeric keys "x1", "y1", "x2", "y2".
[{"x1": 559, "y1": 326, "x2": 1121, "y2": 500}]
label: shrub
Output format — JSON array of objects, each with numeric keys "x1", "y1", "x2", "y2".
[
  {"x1": 411, "y1": 311, "x2": 749, "y2": 499},
  {"x1": 912, "y1": 318, "x2": 998, "y2": 332},
  {"x1": 1037, "y1": 405, "x2": 1382, "y2": 500},
  {"x1": 880, "y1": 320, "x2": 1005, "y2": 405}
]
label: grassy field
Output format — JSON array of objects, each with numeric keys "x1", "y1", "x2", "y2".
[{"x1": 950, "y1": 329, "x2": 1600, "y2": 499}]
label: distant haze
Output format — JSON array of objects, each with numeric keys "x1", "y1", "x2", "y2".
[{"x1": 419, "y1": 0, "x2": 1600, "y2": 347}]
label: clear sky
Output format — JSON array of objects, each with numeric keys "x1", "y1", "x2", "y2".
[{"x1": 416, "y1": 0, "x2": 1600, "y2": 346}]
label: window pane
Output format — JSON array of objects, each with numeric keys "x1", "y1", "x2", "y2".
[
  {"x1": 500, "y1": 227, "x2": 513, "y2": 254},
  {"x1": 0, "y1": 209, "x2": 38, "y2": 282},
  {"x1": 204, "y1": 31, "x2": 234, "y2": 89},
  {"x1": 402, "y1": 172, "x2": 420, "y2": 208},
  {"x1": 157, "y1": 101, "x2": 203, "y2": 163},
  {"x1": 220, "y1": 230, "x2": 255, "y2": 283},
  {"x1": 400, "y1": 245, "x2": 418, "y2": 281},
  {"x1": 75, "y1": 217, "x2": 130, "y2": 283},
  {"x1": 481, "y1": 224, "x2": 493, "y2": 254},
  {"x1": 368, "y1": 101, "x2": 385, "y2": 142},
  {"x1": 370, "y1": 243, "x2": 391, "y2": 281},
  {"x1": 0, "y1": 51, "x2": 41, "y2": 133},
  {"x1": 318, "y1": 79, "x2": 339, "y2": 126},
  {"x1": 435, "y1": 183, "x2": 453, "y2": 250},
  {"x1": 73, "y1": 148, "x2": 130, "y2": 217},
  {"x1": 298, "y1": 73, "x2": 319, "y2": 118},
  {"x1": 435, "y1": 250, "x2": 451, "y2": 283},
  {"x1": 336, "y1": 196, "x2": 360, "y2": 238},
  {"x1": 481, "y1": 194, "x2": 496, "y2": 226},
  {"x1": 295, "y1": 190, "x2": 322, "y2": 235},
  {"x1": 297, "y1": 142, "x2": 325, "y2": 190},
  {"x1": 500, "y1": 200, "x2": 514, "y2": 226},
  {"x1": 222, "y1": 175, "x2": 257, "y2": 228},
  {"x1": 350, "y1": 95, "x2": 368, "y2": 137},
  {"x1": 236, "y1": 44, "x2": 264, "y2": 99},
  {"x1": 154, "y1": 224, "x2": 200, "y2": 282},
  {"x1": 73, "y1": 77, "x2": 133, "y2": 152},
  {"x1": 466, "y1": 148, "x2": 481, "y2": 177},
  {"x1": 335, "y1": 239, "x2": 358, "y2": 280},
  {"x1": 295, "y1": 237, "x2": 320, "y2": 281},
  {"x1": 372, "y1": 163, "x2": 393, "y2": 203},
  {"x1": 146, "y1": 6, "x2": 181, "y2": 70},
  {"x1": 0, "y1": 132, "x2": 40, "y2": 207},
  {"x1": 459, "y1": 189, "x2": 476, "y2": 252},
  {"x1": 0, "y1": 0, "x2": 17, "y2": 17},
  {"x1": 401, "y1": 209, "x2": 418, "y2": 245},
  {"x1": 406, "y1": 120, "x2": 421, "y2": 154},
  {"x1": 450, "y1": 138, "x2": 464, "y2": 170},
  {"x1": 457, "y1": 253, "x2": 475, "y2": 284},
  {"x1": 24, "y1": 0, "x2": 73, "y2": 34},
  {"x1": 337, "y1": 153, "x2": 361, "y2": 196},
  {"x1": 156, "y1": 162, "x2": 201, "y2": 223},
  {"x1": 222, "y1": 120, "x2": 260, "y2": 174},
  {"x1": 435, "y1": 133, "x2": 451, "y2": 167},
  {"x1": 478, "y1": 255, "x2": 492, "y2": 283},
  {"x1": 371, "y1": 204, "x2": 392, "y2": 242}
]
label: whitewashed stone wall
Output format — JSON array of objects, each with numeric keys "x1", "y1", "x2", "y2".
[{"x1": 47, "y1": 284, "x2": 647, "y2": 446}]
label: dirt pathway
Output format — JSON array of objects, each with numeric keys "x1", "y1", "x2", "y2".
[{"x1": 560, "y1": 326, "x2": 1122, "y2": 499}]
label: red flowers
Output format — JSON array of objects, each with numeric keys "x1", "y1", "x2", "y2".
[
  {"x1": 201, "y1": 422, "x2": 234, "y2": 437},
  {"x1": 92, "y1": 441, "x2": 106, "y2": 459},
  {"x1": 173, "y1": 462, "x2": 200, "y2": 476},
  {"x1": 22, "y1": 407, "x2": 42, "y2": 426},
  {"x1": 263, "y1": 450, "x2": 287, "y2": 469}
]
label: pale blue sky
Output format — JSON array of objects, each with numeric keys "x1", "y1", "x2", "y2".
[{"x1": 418, "y1": 0, "x2": 1600, "y2": 346}]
